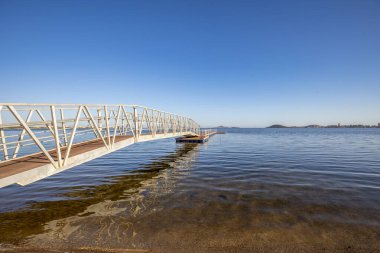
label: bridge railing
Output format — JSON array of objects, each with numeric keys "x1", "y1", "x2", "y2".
[{"x1": 0, "y1": 104, "x2": 200, "y2": 168}]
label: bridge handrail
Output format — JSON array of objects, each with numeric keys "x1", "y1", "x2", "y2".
[
  {"x1": 0, "y1": 103, "x2": 192, "y2": 119},
  {"x1": 0, "y1": 104, "x2": 200, "y2": 168}
]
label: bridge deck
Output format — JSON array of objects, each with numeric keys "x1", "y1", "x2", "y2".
[
  {"x1": 0, "y1": 103, "x2": 202, "y2": 188},
  {"x1": 0, "y1": 135, "x2": 132, "y2": 180}
]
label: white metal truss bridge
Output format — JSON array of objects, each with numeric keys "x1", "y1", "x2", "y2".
[{"x1": 0, "y1": 103, "x2": 202, "y2": 188}]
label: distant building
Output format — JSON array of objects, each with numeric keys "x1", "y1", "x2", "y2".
[
  {"x1": 378, "y1": 123, "x2": 380, "y2": 128},
  {"x1": 338, "y1": 123, "x2": 341, "y2": 127}
]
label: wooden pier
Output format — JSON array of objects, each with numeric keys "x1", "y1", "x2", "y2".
[{"x1": 176, "y1": 131, "x2": 222, "y2": 143}]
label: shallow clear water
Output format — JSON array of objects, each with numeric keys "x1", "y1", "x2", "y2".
[{"x1": 1, "y1": 128, "x2": 380, "y2": 252}]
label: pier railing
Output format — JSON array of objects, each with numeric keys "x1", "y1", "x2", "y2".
[{"x1": 0, "y1": 104, "x2": 200, "y2": 168}]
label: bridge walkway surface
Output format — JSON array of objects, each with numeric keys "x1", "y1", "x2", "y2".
[
  {"x1": 0, "y1": 135, "x2": 132, "y2": 181},
  {"x1": 0, "y1": 103, "x2": 207, "y2": 188}
]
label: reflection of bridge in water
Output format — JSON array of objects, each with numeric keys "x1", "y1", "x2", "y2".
[
  {"x1": 0, "y1": 103, "x2": 206, "y2": 188},
  {"x1": 0, "y1": 143, "x2": 199, "y2": 249}
]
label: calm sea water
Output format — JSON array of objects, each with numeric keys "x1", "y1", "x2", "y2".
[{"x1": 1, "y1": 128, "x2": 380, "y2": 252}]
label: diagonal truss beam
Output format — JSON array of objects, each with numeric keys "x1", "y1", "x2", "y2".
[
  {"x1": 111, "y1": 106, "x2": 122, "y2": 147},
  {"x1": 35, "y1": 109, "x2": 62, "y2": 146},
  {"x1": 63, "y1": 106, "x2": 82, "y2": 165},
  {"x1": 122, "y1": 106, "x2": 135, "y2": 138},
  {"x1": 12, "y1": 109, "x2": 34, "y2": 159},
  {"x1": 8, "y1": 106, "x2": 57, "y2": 168},
  {"x1": 84, "y1": 106, "x2": 109, "y2": 149}
]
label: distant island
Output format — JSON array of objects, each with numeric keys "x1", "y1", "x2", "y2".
[
  {"x1": 267, "y1": 124, "x2": 288, "y2": 128},
  {"x1": 267, "y1": 124, "x2": 380, "y2": 128}
]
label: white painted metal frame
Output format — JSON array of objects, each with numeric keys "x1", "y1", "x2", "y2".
[{"x1": 0, "y1": 103, "x2": 200, "y2": 169}]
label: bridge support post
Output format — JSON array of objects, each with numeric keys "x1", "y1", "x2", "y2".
[
  {"x1": 133, "y1": 106, "x2": 139, "y2": 142},
  {"x1": 0, "y1": 106, "x2": 9, "y2": 161},
  {"x1": 60, "y1": 109, "x2": 68, "y2": 146},
  {"x1": 51, "y1": 106, "x2": 63, "y2": 168},
  {"x1": 104, "y1": 106, "x2": 111, "y2": 146},
  {"x1": 97, "y1": 109, "x2": 102, "y2": 133}
]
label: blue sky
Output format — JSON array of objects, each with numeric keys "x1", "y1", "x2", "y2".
[{"x1": 0, "y1": 0, "x2": 379, "y2": 127}]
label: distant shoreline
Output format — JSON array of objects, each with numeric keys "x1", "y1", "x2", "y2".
[
  {"x1": 266, "y1": 124, "x2": 380, "y2": 129},
  {"x1": 212, "y1": 125, "x2": 380, "y2": 129}
]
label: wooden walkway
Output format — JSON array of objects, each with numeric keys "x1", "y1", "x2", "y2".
[{"x1": 0, "y1": 136, "x2": 132, "y2": 180}]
